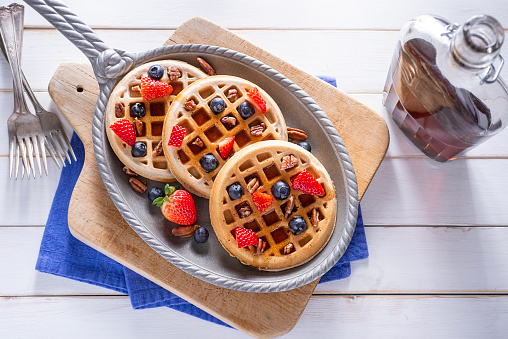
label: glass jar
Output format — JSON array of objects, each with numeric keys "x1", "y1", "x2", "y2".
[{"x1": 383, "y1": 14, "x2": 508, "y2": 162}]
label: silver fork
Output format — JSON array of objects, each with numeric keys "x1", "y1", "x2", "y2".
[
  {"x1": 0, "y1": 4, "x2": 46, "y2": 178},
  {"x1": 0, "y1": 36, "x2": 75, "y2": 169}
]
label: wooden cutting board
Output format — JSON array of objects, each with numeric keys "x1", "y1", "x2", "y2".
[{"x1": 48, "y1": 17, "x2": 388, "y2": 338}]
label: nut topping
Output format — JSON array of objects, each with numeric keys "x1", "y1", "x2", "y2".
[
  {"x1": 197, "y1": 57, "x2": 216, "y2": 76},
  {"x1": 227, "y1": 88, "x2": 238, "y2": 101},
  {"x1": 184, "y1": 99, "x2": 196, "y2": 111},
  {"x1": 283, "y1": 243, "x2": 294, "y2": 255},
  {"x1": 238, "y1": 206, "x2": 252, "y2": 218},
  {"x1": 250, "y1": 122, "x2": 266, "y2": 137},
  {"x1": 129, "y1": 177, "x2": 147, "y2": 194},
  {"x1": 168, "y1": 66, "x2": 181, "y2": 81},
  {"x1": 281, "y1": 154, "x2": 298, "y2": 170},
  {"x1": 133, "y1": 118, "x2": 144, "y2": 136},
  {"x1": 152, "y1": 140, "x2": 163, "y2": 157},
  {"x1": 172, "y1": 224, "x2": 199, "y2": 238},
  {"x1": 192, "y1": 137, "x2": 204, "y2": 148},
  {"x1": 287, "y1": 127, "x2": 308, "y2": 141},
  {"x1": 122, "y1": 166, "x2": 138, "y2": 176},
  {"x1": 115, "y1": 102, "x2": 125, "y2": 118},
  {"x1": 221, "y1": 116, "x2": 237, "y2": 129},
  {"x1": 131, "y1": 85, "x2": 141, "y2": 93},
  {"x1": 255, "y1": 238, "x2": 267, "y2": 255},
  {"x1": 246, "y1": 177, "x2": 260, "y2": 193},
  {"x1": 311, "y1": 208, "x2": 319, "y2": 227},
  {"x1": 284, "y1": 196, "x2": 295, "y2": 218}
]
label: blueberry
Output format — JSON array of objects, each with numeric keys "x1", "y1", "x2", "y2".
[
  {"x1": 209, "y1": 97, "x2": 226, "y2": 115},
  {"x1": 227, "y1": 182, "x2": 244, "y2": 200},
  {"x1": 298, "y1": 141, "x2": 312, "y2": 152},
  {"x1": 237, "y1": 101, "x2": 255, "y2": 119},
  {"x1": 271, "y1": 181, "x2": 290, "y2": 200},
  {"x1": 200, "y1": 153, "x2": 219, "y2": 173},
  {"x1": 130, "y1": 102, "x2": 146, "y2": 118},
  {"x1": 148, "y1": 187, "x2": 165, "y2": 203},
  {"x1": 194, "y1": 226, "x2": 209, "y2": 243},
  {"x1": 148, "y1": 64, "x2": 164, "y2": 80},
  {"x1": 131, "y1": 142, "x2": 147, "y2": 157},
  {"x1": 289, "y1": 216, "x2": 307, "y2": 235}
]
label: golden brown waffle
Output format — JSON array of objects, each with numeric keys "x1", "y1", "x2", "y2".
[
  {"x1": 105, "y1": 60, "x2": 207, "y2": 181},
  {"x1": 162, "y1": 75, "x2": 288, "y2": 198},
  {"x1": 209, "y1": 140, "x2": 337, "y2": 271}
]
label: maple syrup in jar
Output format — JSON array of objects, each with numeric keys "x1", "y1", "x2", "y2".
[{"x1": 383, "y1": 15, "x2": 508, "y2": 162}]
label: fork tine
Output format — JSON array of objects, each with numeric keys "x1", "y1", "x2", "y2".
[
  {"x1": 55, "y1": 131, "x2": 71, "y2": 165},
  {"x1": 32, "y1": 135, "x2": 42, "y2": 177},
  {"x1": 9, "y1": 137, "x2": 15, "y2": 179},
  {"x1": 18, "y1": 136, "x2": 30, "y2": 179},
  {"x1": 44, "y1": 135, "x2": 62, "y2": 169},
  {"x1": 59, "y1": 130, "x2": 76, "y2": 162},
  {"x1": 15, "y1": 142, "x2": 22, "y2": 179},
  {"x1": 49, "y1": 132, "x2": 66, "y2": 167},
  {"x1": 37, "y1": 135, "x2": 48, "y2": 175},
  {"x1": 23, "y1": 137, "x2": 36, "y2": 179}
]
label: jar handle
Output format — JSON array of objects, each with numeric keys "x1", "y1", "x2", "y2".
[{"x1": 481, "y1": 55, "x2": 504, "y2": 84}]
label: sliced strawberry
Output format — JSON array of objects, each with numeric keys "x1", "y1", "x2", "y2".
[
  {"x1": 218, "y1": 136, "x2": 235, "y2": 159},
  {"x1": 109, "y1": 119, "x2": 136, "y2": 147},
  {"x1": 291, "y1": 169, "x2": 325, "y2": 196},
  {"x1": 168, "y1": 125, "x2": 186, "y2": 148},
  {"x1": 251, "y1": 191, "x2": 274, "y2": 212},
  {"x1": 161, "y1": 189, "x2": 197, "y2": 225},
  {"x1": 235, "y1": 227, "x2": 258, "y2": 248},
  {"x1": 140, "y1": 76, "x2": 173, "y2": 101},
  {"x1": 246, "y1": 87, "x2": 267, "y2": 113}
]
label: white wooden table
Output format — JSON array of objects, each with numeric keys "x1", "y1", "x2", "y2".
[{"x1": 1, "y1": 1, "x2": 508, "y2": 337}]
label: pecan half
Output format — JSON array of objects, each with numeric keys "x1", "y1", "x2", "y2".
[
  {"x1": 221, "y1": 116, "x2": 237, "y2": 129},
  {"x1": 133, "y1": 118, "x2": 144, "y2": 136},
  {"x1": 192, "y1": 137, "x2": 204, "y2": 148},
  {"x1": 284, "y1": 196, "x2": 295, "y2": 218},
  {"x1": 129, "y1": 177, "x2": 147, "y2": 194},
  {"x1": 184, "y1": 99, "x2": 196, "y2": 111},
  {"x1": 227, "y1": 88, "x2": 238, "y2": 102},
  {"x1": 238, "y1": 206, "x2": 252, "y2": 218},
  {"x1": 255, "y1": 238, "x2": 267, "y2": 255},
  {"x1": 281, "y1": 154, "x2": 298, "y2": 170},
  {"x1": 172, "y1": 224, "x2": 199, "y2": 238},
  {"x1": 123, "y1": 166, "x2": 138, "y2": 176},
  {"x1": 250, "y1": 123, "x2": 266, "y2": 137},
  {"x1": 115, "y1": 102, "x2": 125, "y2": 118},
  {"x1": 311, "y1": 208, "x2": 319, "y2": 227},
  {"x1": 152, "y1": 140, "x2": 163, "y2": 157},
  {"x1": 283, "y1": 243, "x2": 294, "y2": 255},
  {"x1": 131, "y1": 85, "x2": 141, "y2": 93},
  {"x1": 197, "y1": 57, "x2": 216, "y2": 76},
  {"x1": 246, "y1": 177, "x2": 260, "y2": 193},
  {"x1": 168, "y1": 66, "x2": 181, "y2": 81},
  {"x1": 287, "y1": 127, "x2": 308, "y2": 141}
]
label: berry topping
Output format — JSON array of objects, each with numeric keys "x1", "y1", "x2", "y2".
[
  {"x1": 155, "y1": 185, "x2": 197, "y2": 225},
  {"x1": 289, "y1": 216, "x2": 307, "y2": 235},
  {"x1": 194, "y1": 226, "x2": 209, "y2": 244},
  {"x1": 298, "y1": 141, "x2": 312, "y2": 152},
  {"x1": 227, "y1": 182, "x2": 243, "y2": 200},
  {"x1": 218, "y1": 136, "x2": 235, "y2": 159},
  {"x1": 271, "y1": 181, "x2": 290, "y2": 200},
  {"x1": 251, "y1": 191, "x2": 274, "y2": 212},
  {"x1": 130, "y1": 102, "x2": 146, "y2": 118},
  {"x1": 246, "y1": 87, "x2": 267, "y2": 113},
  {"x1": 148, "y1": 64, "x2": 164, "y2": 80},
  {"x1": 209, "y1": 97, "x2": 226, "y2": 115},
  {"x1": 200, "y1": 153, "x2": 219, "y2": 173},
  {"x1": 237, "y1": 101, "x2": 255, "y2": 119},
  {"x1": 140, "y1": 76, "x2": 172, "y2": 101},
  {"x1": 109, "y1": 119, "x2": 136, "y2": 147},
  {"x1": 131, "y1": 142, "x2": 147, "y2": 157},
  {"x1": 168, "y1": 125, "x2": 186, "y2": 148},
  {"x1": 291, "y1": 170, "x2": 325, "y2": 196},
  {"x1": 148, "y1": 187, "x2": 165, "y2": 203},
  {"x1": 235, "y1": 227, "x2": 258, "y2": 248}
]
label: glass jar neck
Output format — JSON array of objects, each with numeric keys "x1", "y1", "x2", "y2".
[{"x1": 451, "y1": 15, "x2": 504, "y2": 69}]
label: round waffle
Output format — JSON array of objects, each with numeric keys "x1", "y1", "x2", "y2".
[
  {"x1": 210, "y1": 140, "x2": 337, "y2": 271},
  {"x1": 105, "y1": 60, "x2": 207, "y2": 181},
  {"x1": 162, "y1": 75, "x2": 288, "y2": 198}
]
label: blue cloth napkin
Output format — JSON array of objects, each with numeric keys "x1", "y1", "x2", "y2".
[{"x1": 36, "y1": 76, "x2": 368, "y2": 327}]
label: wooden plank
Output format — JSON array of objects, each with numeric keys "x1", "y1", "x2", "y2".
[
  {"x1": 3, "y1": 227, "x2": 508, "y2": 296},
  {"x1": 22, "y1": 0, "x2": 508, "y2": 30},
  {"x1": 0, "y1": 295, "x2": 507, "y2": 338}
]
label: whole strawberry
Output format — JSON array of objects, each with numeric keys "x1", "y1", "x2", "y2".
[
  {"x1": 153, "y1": 185, "x2": 197, "y2": 225},
  {"x1": 140, "y1": 76, "x2": 173, "y2": 101}
]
